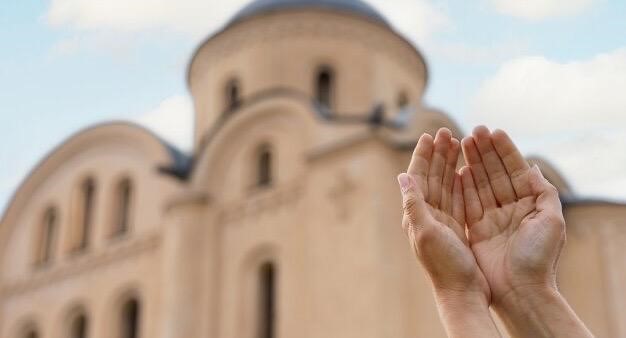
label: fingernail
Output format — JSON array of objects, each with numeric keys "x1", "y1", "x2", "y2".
[{"x1": 397, "y1": 174, "x2": 411, "y2": 193}]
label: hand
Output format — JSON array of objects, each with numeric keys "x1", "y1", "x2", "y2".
[
  {"x1": 398, "y1": 128, "x2": 489, "y2": 301},
  {"x1": 460, "y1": 126, "x2": 566, "y2": 305}
]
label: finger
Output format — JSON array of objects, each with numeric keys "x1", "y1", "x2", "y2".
[
  {"x1": 492, "y1": 129, "x2": 532, "y2": 198},
  {"x1": 528, "y1": 165, "x2": 563, "y2": 218},
  {"x1": 407, "y1": 133, "x2": 434, "y2": 198},
  {"x1": 473, "y1": 126, "x2": 516, "y2": 205},
  {"x1": 461, "y1": 166, "x2": 483, "y2": 224},
  {"x1": 461, "y1": 136, "x2": 497, "y2": 210},
  {"x1": 441, "y1": 138, "x2": 460, "y2": 214},
  {"x1": 451, "y1": 174, "x2": 468, "y2": 244},
  {"x1": 398, "y1": 173, "x2": 430, "y2": 234},
  {"x1": 427, "y1": 128, "x2": 451, "y2": 207}
]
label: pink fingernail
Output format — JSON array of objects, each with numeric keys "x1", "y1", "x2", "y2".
[{"x1": 397, "y1": 174, "x2": 411, "y2": 193}]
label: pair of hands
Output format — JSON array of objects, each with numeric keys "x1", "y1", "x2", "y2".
[{"x1": 397, "y1": 126, "x2": 565, "y2": 309}]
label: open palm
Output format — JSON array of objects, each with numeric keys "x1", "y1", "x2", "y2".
[
  {"x1": 460, "y1": 127, "x2": 566, "y2": 304},
  {"x1": 399, "y1": 129, "x2": 489, "y2": 299}
]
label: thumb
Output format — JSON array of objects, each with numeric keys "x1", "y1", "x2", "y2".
[
  {"x1": 398, "y1": 173, "x2": 428, "y2": 233},
  {"x1": 529, "y1": 165, "x2": 563, "y2": 215}
]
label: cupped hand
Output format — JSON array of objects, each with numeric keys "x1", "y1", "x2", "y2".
[
  {"x1": 398, "y1": 128, "x2": 489, "y2": 300},
  {"x1": 460, "y1": 126, "x2": 566, "y2": 305}
]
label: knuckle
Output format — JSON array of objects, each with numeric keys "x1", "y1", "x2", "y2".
[{"x1": 402, "y1": 195, "x2": 416, "y2": 216}]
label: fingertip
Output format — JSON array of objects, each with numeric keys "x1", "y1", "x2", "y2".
[
  {"x1": 435, "y1": 128, "x2": 452, "y2": 143},
  {"x1": 461, "y1": 136, "x2": 474, "y2": 148},
  {"x1": 397, "y1": 173, "x2": 413, "y2": 193},
  {"x1": 418, "y1": 132, "x2": 434, "y2": 145},
  {"x1": 492, "y1": 128, "x2": 507, "y2": 138},
  {"x1": 491, "y1": 128, "x2": 512, "y2": 144},
  {"x1": 438, "y1": 127, "x2": 452, "y2": 137},
  {"x1": 472, "y1": 125, "x2": 490, "y2": 137}
]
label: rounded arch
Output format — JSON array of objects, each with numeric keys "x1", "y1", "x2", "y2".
[
  {"x1": 59, "y1": 301, "x2": 91, "y2": 338},
  {"x1": 67, "y1": 174, "x2": 98, "y2": 252},
  {"x1": 11, "y1": 317, "x2": 40, "y2": 338},
  {"x1": 108, "y1": 173, "x2": 136, "y2": 238},
  {"x1": 236, "y1": 243, "x2": 280, "y2": 338},
  {"x1": 396, "y1": 90, "x2": 409, "y2": 109},
  {"x1": 314, "y1": 64, "x2": 336, "y2": 109},
  {"x1": 99, "y1": 283, "x2": 144, "y2": 338},
  {"x1": 32, "y1": 203, "x2": 59, "y2": 266},
  {"x1": 250, "y1": 141, "x2": 276, "y2": 189},
  {"x1": 224, "y1": 77, "x2": 242, "y2": 111},
  {"x1": 191, "y1": 96, "x2": 317, "y2": 194},
  {"x1": 0, "y1": 122, "x2": 186, "y2": 271}
]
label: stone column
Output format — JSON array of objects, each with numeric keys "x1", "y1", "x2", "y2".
[{"x1": 160, "y1": 192, "x2": 216, "y2": 338}]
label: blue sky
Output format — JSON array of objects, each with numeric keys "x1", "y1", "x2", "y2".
[{"x1": 2, "y1": 0, "x2": 626, "y2": 213}]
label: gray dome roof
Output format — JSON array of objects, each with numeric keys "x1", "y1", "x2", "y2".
[{"x1": 229, "y1": 0, "x2": 390, "y2": 27}]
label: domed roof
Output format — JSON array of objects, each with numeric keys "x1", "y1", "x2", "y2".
[{"x1": 229, "y1": 0, "x2": 390, "y2": 27}]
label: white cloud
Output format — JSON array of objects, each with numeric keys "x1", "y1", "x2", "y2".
[
  {"x1": 45, "y1": 0, "x2": 449, "y2": 44},
  {"x1": 489, "y1": 0, "x2": 595, "y2": 20},
  {"x1": 470, "y1": 48, "x2": 626, "y2": 135},
  {"x1": 428, "y1": 40, "x2": 530, "y2": 65},
  {"x1": 468, "y1": 48, "x2": 626, "y2": 201},
  {"x1": 368, "y1": 0, "x2": 450, "y2": 44},
  {"x1": 542, "y1": 131, "x2": 626, "y2": 201},
  {"x1": 133, "y1": 95, "x2": 194, "y2": 151},
  {"x1": 46, "y1": 0, "x2": 249, "y2": 38}
]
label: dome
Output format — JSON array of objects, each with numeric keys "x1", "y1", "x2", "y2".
[{"x1": 229, "y1": 0, "x2": 390, "y2": 27}]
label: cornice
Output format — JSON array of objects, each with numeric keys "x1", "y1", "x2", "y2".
[
  {"x1": 1, "y1": 233, "x2": 161, "y2": 299},
  {"x1": 217, "y1": 179, "x2": 305, "y2": 225}
]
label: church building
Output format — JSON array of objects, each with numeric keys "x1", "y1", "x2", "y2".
[{"x1": 2, "y1": 0, "x2": 626, "y2": 337}]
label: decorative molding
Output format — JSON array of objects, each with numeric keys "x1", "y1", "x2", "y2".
[
  {"x1": 165, "y1": 190, "x2": 210, "y2": 213},
  {"x1": 217, "y1": 180, "x2": 305, "y2": 225},
  {"x1": 306, "y1": 131, "x2": 373, "y2": 162},
  {"x1": 1, "y1": 233, "x2": 161, "y2": 299}
]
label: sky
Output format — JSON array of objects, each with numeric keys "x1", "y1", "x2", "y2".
[{"x1": 1, "y1": 0, "x2": 626, "y2": 213}]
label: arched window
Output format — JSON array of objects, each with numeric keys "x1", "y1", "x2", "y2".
[
  {"x1": 35, "y1": 206, "x2": 57, "y2": 266},
  {"x1": 258, "y1": 262, "x2": 276, "y2": 338},
  {"x1": 71, "y1": 177, "x2": 96, "y2": 252},
  {"x1": 225, "y1": 78, "x2": 241, "y2": 110},
  {"x1": 397, "y1": 91, "x2": 409, "y2": 109},
  {"x1": 120, "y1": 298, "x2": 141, "y2": 338},
  {"x1": 257, "y1": 145, "x2": 273, "y2": 187},
  {"x1": 316, "y1": 66, "x2": 335, "y2": 109},
  {"x1": 20, "y1": 326, "x2": 38, "y2": 338},
  {"x1": 112, "y1": 178, "x2": 133, "y2": 237},
  {"x1": 69, "y1": 313, "x2": 88, "y2": 338}
]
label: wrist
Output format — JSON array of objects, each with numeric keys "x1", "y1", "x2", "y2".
[
  {"x1": 434, "y1": 289, "x2": 501, "y2": 338},
  {"x1": 435, "y1": 288, "x2": 489, "y2": 307},
  {"x1": 494, "y1": 282, "x2": 560, "y2": 312},
  {"x1": 493, "y1": 283, "x2": 593, "y2": 338},
  {"x1": 435, "y1": 288, "x2": 491, "y2": 318}
]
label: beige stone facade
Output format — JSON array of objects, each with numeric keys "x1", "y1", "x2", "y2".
[{"x1": 2, "y1": 1, "x2": 625, "y2": 338}]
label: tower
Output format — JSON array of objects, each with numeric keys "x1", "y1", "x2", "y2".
[{"x1": 162, "y1": 1, "x2": 461, "y2": 338}]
